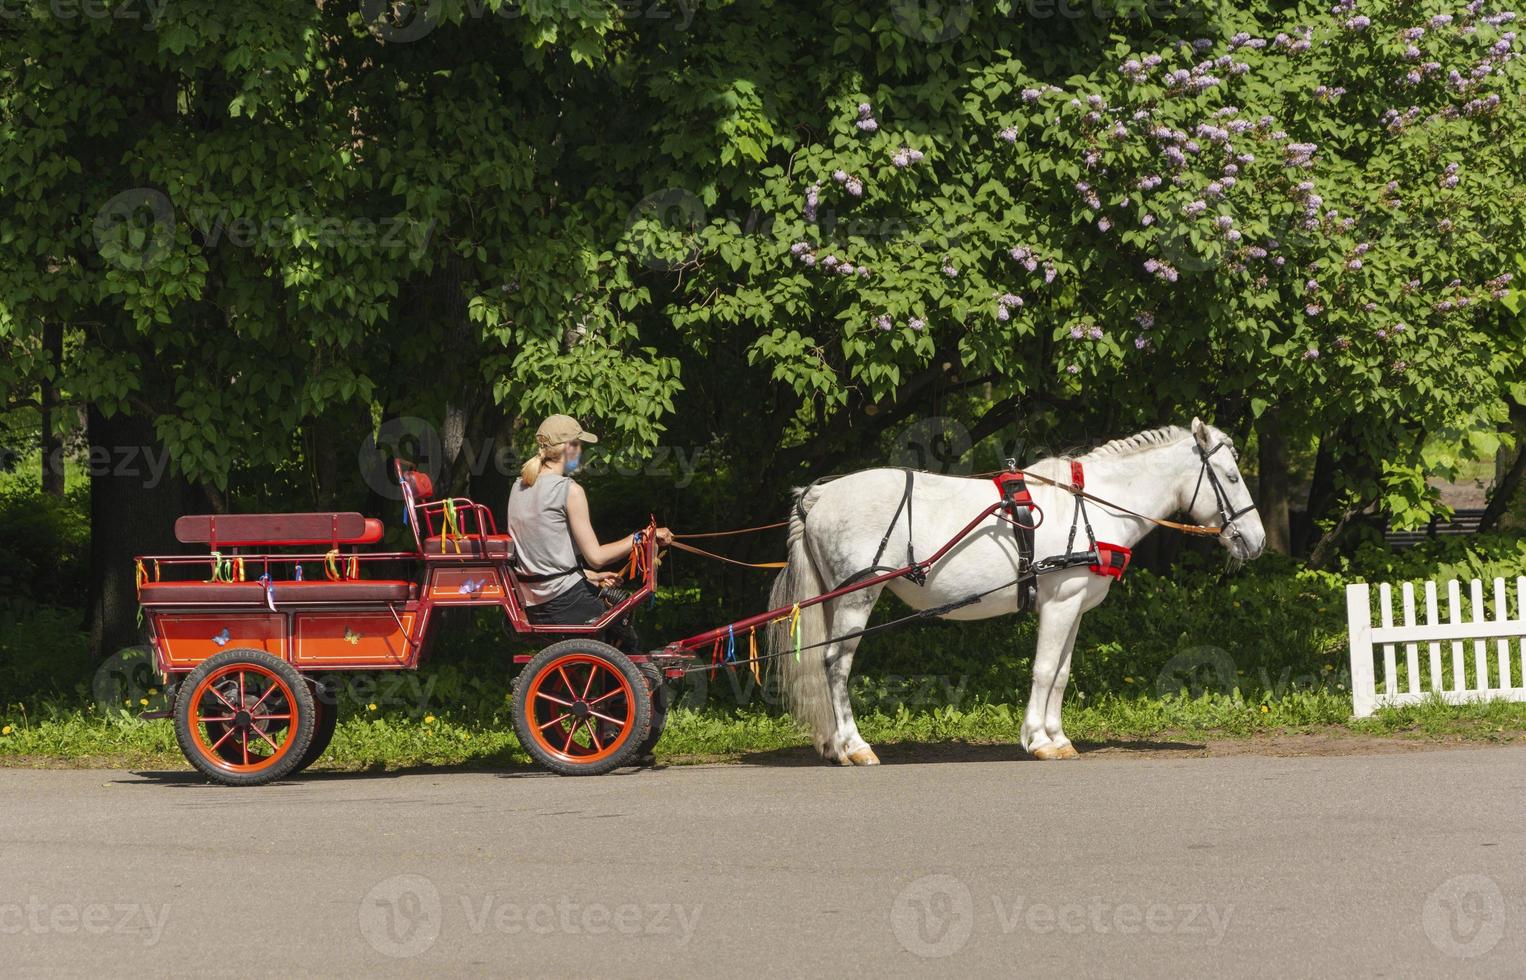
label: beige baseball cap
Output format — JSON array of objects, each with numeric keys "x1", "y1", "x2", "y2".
[{"x1": 535, "y1": 414, "x2": 598, "y2": 446}]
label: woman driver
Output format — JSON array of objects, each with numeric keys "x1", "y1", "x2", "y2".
[{"x1": 506, "y1": 414, "x2": 671, "y2": 648}]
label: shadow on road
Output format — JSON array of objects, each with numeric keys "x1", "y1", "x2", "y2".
[{"x1": 732, "y1": 737, "x2": 1207, "y2": 767}]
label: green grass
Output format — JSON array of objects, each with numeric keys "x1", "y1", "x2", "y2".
[
  {"x1": 5, "y1": 530, "x2": 1526, "y2": 772},
  {"x1": 5, "y1": 691, "x2": 1525, "y2": 773}
]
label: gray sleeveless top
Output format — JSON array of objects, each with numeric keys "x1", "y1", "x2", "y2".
[{"x1": 505, "y1": 474, "x2": 582, "y2": 605}]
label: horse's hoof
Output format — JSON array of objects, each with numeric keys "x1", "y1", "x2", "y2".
[
  {"x1": 1055, "y1": 743, "x2": 1080, "y2": 759},
  {"x1": 846, "y1": 747, "x2": 881, "y2": 766},
  {"x1": 1030, "y1": 744, "x2": 1065, "y2": 760}
]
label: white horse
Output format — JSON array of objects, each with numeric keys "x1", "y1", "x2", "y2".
[{"x1": 769, "y1": 419, "x2": 1266, "y2": 765}]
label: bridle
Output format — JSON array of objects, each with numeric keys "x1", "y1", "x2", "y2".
[{"x1": 1186, "y1": 441, "x2": 1257, "y2": 543}]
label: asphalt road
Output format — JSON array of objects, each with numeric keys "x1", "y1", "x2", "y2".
[{"x1": 2, "y1": 746, "x2": 1523, "y2": 978}]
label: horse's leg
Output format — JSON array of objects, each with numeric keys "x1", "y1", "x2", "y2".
[
  {"x1": 1041, "y1": 621, "x2": 1085, "y2": 759},
  {"x1": 819, "y1": 586, "x2": 883, "y2": 766},
  {"x1": 1021, "y1": 585, "x2": 1085, "y2": 760}
]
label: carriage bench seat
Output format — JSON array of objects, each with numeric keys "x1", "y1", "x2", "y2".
[
  {"x1": 423, "y1": 534, "x2": 513, "y2": 559},
  {"x1": 139, "y1": 580, "x2": 416, "y2": 604},
  {"x1": 175, "y1": 513, "x2": 385, "y2": 548}
]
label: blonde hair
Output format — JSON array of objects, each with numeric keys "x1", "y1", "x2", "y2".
[{"x1": 520, "y1": 437, "x2": 566, "y2": 487}]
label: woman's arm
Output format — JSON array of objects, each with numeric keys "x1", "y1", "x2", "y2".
[{"x1": 564, "y1": 481, "x2": 638, "y2": 569}]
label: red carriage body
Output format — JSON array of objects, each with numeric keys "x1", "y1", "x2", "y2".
[{"x1": 135, "y1": 461, "x2": 675, "y2": 784}]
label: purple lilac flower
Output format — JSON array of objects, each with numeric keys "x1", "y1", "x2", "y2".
[
  {"x1": 1346, "y1": 15, "x2": 1370, "y2": 30},
  {"x1": 1087, "y1": 325, "x2": 1104, "y2": 340},
  {"x1": 1141, "y1": 213, "x2": 1155, "y2": 226},
  {"x1": 942, "y1": 263, "x2": 958, "y2": 278},
  {"x1": 997, "y1": 306, "x2": 1011, "y2": 322},
  {"x1": 1066, "y1": 364, "x2": 1080, "y2": 375},
  {"x1": 1215, "y1": 214, "x2": 1234, "y2": 228},
  {"x1": 1136, "y1": 311, "x2": 1155, "y2": 328},
  {"x1": 1348, "y1": 258, "x2": 1363, "y2": 270},
  {"x1": 1302, "y1": 345, "x2": 1321, "y2": 358},
  {"x1": 1135, "y1": 336, "x2": 1150, "y2": 349},
  {"x1": 908, "y1": 317, "x2": 925, "y2": 331},
  {"x1": 1043, "y1": 262, "x2": 1057, "y2": 283},
  {"x1": 876, "y1": 315, "x2": 893, "y2": 331},
  {"x1": 1021, "y1": 88, "x2": 1042, "y2": 102},
  {"x1": 1431, "y1": 14, "x2": 1453, "y2": 28},
  {"x1": 999, "y1": 293, "x2": 1023, "y2": 308},
  {"x1": 1000, "y1": 127, "x2": 1018, "y2": 144},
  {"x1": 845, "y1": 178, "x2": 864, "y2": 197},
  {"x1": 1070, "y1": 324, "x2": 1085, "y2": 339}
]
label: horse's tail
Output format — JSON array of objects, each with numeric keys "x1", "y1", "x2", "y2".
[{"x1": 770, "y1": 483, "x2": 835, "y2": 751}]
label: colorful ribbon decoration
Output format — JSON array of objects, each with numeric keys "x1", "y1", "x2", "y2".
[
  {"x1": 440, "y1": 499, "x2": 463, "y2": 554},
  {"x1": 789, "y1": 603, "x2": 802, "y2": 662},
  {"x1": 748, "y1": 627, "x2": 760, "y2": 684}
]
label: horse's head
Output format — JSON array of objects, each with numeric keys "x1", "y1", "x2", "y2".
[{"x1": 1180, "y1": 417, "x2": 1266, "y2": 561}]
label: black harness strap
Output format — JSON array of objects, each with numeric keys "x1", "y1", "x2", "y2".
[{"x1": 833, "y1": 469, "x2": 926, "y2": 591}]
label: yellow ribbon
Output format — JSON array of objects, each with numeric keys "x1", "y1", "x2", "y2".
[
  {"x1": 789, "y1": 603, "x2": 801, "y2": 663},
  {"x1": 441, "y1": 499, "x2": 463, "y2": 554}
]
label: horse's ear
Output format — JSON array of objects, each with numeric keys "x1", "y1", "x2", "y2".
[{"x1": 1191, "y1": 416, "x2": 1212, "y2": 449}]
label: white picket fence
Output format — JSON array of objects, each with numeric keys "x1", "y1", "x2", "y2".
[{"x1": 1346, "y1": 577, "x2": 1526, "y2": 717}]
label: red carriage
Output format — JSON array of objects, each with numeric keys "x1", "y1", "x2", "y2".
[{"x1": 135, "y1": 461, "x2": 683, "y2": 785}]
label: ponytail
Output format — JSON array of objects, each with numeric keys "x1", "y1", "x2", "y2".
[{"x1": 520, "y1": 439, "x2": 565, "y2": 487}]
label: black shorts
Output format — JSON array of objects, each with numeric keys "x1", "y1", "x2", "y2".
[{"x1": 525, "y1": 580, "x2": 641, "y2": 653}]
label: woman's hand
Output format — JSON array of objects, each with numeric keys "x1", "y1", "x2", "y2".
[
  {"x1": 653, "y1": 527, "x2": 673, "y2": 545},
  {"x1": 584, "y1": 569, "x2": 620, "y2": 588}
]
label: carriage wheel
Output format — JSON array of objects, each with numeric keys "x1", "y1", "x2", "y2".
[
  {"x1": 292, "y1": 690, "x2": 339, "y2": 774},
  {"x1": 636, "y1": 663, "x2": 670, "y2": 761},
  {"x1": 173, "y1": 650, "x2": 315, "y2": 786},
  {"x1": 512, "y1": 640, "x2": 652, "y2": 776}
]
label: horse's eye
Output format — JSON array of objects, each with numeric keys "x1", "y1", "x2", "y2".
[{"x1": 1225, "y1": 470, "x2": 1240, "y2": 484}]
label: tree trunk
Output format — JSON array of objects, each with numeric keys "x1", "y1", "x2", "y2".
[
  {"x1": 1256, "y1": 408, "x2": 1292, "y2": 554},
  {"x1": 1478, "y1": 400, "x2": 1526, "y2": 532},
  {"x1": 86, "y1": 405, "x2": 188, "y2": 661},
  {"x1": 40, "y1": 320, "x2": 65, "y2": 497},
  {"x1": 1296, "y1": 431, "x2": 1338, "y2": 555}
]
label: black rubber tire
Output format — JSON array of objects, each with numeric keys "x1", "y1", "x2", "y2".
[
  {"x1": 291, "y1": 683, "x2": 339, "y2": 774},
  {"x1": 174, "y1": 650, "x2": 315, "y2": 787},
  {"x1": 636, "y1": 663, "x2": 670, "y2": 761},
  {"x1": 512, "y1": 640, "x2": 652, "y2": 776}
]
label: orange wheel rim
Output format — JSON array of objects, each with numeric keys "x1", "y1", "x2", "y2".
[
  {"x1": 188, "y1": 664, "x2": 299, "y2": 774},
  {"x1": 525, "y1": 654, "x2": 636, "y2": 764}
]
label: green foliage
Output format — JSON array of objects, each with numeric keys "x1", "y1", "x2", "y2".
[{"x1": 0, "y1": 485, "x2": 90, "y2": 609}]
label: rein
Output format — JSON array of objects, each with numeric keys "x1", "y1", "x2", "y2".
[{"x1": 668, "y1": 445, "x2": 1242, "y2": 570}]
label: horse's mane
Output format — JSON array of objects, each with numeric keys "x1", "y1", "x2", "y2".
[{"x1": 1080, "y1": 425, "x2": 1193, "y2": 459}]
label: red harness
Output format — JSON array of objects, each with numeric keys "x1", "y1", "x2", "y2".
[{"x1": 992, "y1": 461, "x2": 1131, "y2": 581}]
